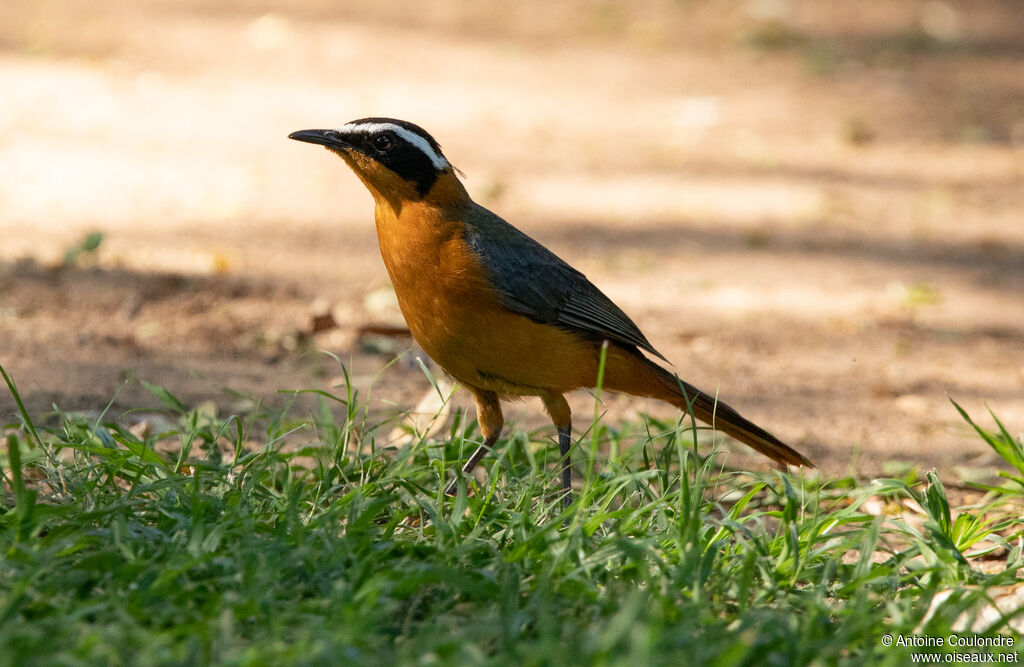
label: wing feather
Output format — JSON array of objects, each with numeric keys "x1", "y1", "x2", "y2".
[{"x1": 462, "y1": 204, "x2": 667, "y2": 361}]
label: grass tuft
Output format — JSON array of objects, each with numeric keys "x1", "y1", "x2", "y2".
[{"x1": 1, "y1": 361, "x2": 1021, "y2": 664}]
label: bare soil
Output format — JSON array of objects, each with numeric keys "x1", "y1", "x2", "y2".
[{"x1": 1, "y1": 0, "x2": 1022, "y2": 479}]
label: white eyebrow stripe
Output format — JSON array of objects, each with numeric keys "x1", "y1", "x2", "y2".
[{"x1": 338, "y1": 122, "x2": 450, "y2": 170}]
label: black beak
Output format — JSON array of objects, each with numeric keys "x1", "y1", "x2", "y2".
[{"x1": 288, "y1": 129, "x2": 352, "y2": 150}]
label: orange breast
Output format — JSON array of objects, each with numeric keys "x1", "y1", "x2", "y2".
[{"x1": 374, "y1": 199, "x2": 603, "y2": 397}]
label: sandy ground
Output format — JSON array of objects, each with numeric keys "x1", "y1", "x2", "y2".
[{"x1": 1, "y1": 0, "x2": 1022, "y2": 479}]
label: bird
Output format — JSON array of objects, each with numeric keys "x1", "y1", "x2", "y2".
[{"x1": 289, "y1": 117, "x2": 812, "y2": 507}]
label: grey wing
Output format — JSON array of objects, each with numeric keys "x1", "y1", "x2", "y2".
[{"x1": 462, "y1": 206, "x2": 668, "y2": 362}]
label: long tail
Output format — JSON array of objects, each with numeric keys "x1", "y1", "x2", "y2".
[{"x1": 603, "y1": 349, "x2": 814, "y2": 468}]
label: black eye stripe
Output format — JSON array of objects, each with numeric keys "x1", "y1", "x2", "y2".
[
  {"x1": 342, "y1": 120, "x2": 447, "y2": 196},
  {"x1": 346, "y1": 118, "x2": 447, "y2": 168}
]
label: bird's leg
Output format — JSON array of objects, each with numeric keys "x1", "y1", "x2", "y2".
[
  {"x1": 445, "y1": 389, "x2": 503, "y2": 497},
  {"x1": 444, "y1": 434, "x2": 499, "y2": 497},
  {"x1": 541, "y1": 392, "x2": 574, "y2": 509},
  {"x1": 556, "y1": 422, "x2": 573, "y2": 508}
]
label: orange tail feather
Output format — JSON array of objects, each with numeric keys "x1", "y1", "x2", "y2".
[{"x1": 602, "y1": 348, "x2": 813, "y2": 468}]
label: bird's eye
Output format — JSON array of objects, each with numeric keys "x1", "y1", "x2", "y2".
[{"x1": 372, "y1": 134, "x2": 393, "y2": 152}]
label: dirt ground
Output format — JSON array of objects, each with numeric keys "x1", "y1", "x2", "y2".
[{"x1": 1, "y1": 0, "x2": 1022, "y2": 479}]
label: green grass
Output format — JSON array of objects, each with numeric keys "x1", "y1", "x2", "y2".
[{"x1": 1, "y1": 360, "x2": 1022, "y2": 665}]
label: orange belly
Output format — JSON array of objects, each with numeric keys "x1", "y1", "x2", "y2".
[{"x1": 374, "y1": 201, "x2": 603, "y2": 396}]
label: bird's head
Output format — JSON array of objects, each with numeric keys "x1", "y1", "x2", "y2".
[{"x1": 289, "y1": 118, "x2": 464, "y2": 209}]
